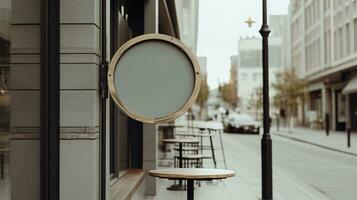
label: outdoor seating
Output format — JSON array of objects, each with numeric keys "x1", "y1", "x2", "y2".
[
  {"x1": 173, "y1": 146, "x2": 199, "y2": 155},
  {"x1": 175, "y1": 154, "x2": 204, "y2": 168},
  {"x1": 149, "y1": 168, "x2": 235, "y2": 200}
]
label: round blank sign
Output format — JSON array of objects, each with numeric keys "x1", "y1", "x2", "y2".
[{"x1": 108, "y1": 34, "x2": 201, "y2": 123}]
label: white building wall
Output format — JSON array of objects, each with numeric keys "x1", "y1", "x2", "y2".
[
  {"x1": 291, "y1": 0, "x2": 357, "y2": 80},
  {"x1": 175, "y1": 0, "x2": 199, "y2": 53},
  {"x1": 237, "y1": 36, "x2": 282, "y2": 116},
  {"x1": 198, "y1": 56, "x2": 207, "y2": 78},
  {"x1": 289, "y1": 0, "x2": 357, "y2": 129}
]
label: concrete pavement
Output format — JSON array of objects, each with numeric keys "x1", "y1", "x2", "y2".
[
  {"x1": 146, "y1": 129, "x2": 334, "y2": 200},
  {"x1": 273, "y1": 127, "x2": 357, "y2": 156}
]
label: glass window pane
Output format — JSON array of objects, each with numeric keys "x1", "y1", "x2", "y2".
[{"x1": 0, "y1": 0, "x2": 41, "y2": 199}]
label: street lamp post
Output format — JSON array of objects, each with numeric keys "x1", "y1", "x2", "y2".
[{"x1": 259, "y1": 0, "x2": 273, "y2": 200}]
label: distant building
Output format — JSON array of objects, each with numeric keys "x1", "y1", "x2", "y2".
[
  {"x1": 235, "y1": 15, "x2": 288, "y2": 118},
  {"x1": 198, "y1": 56, "x2": 207, "y2": 80},
  {"x1": 289, "y1": 0, "x2": 357, "y2": 131},
  {"x1": 237, "y1": 36, "x2": 283, "y2": 117},
  {"x1": 206, "y1": 88, "x2": 225, "y2": 121},
  {"x1": 207, "y1": 88, "x2": 222, "y2": 108},
  {"x1": 270, "y1": 15, "x2": 291, "y2": 69},
  {"x1": 175, "y1": 0, "x2": 199, "y2": 53}
]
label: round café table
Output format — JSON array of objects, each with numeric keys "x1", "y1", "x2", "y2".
[{"x1": 149, "y1": 168, "x2": 235, "y2": 200}]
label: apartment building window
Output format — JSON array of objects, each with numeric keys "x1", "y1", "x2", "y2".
[
  {"x1": 339, "y1": 27, "x2": 344, "y2": 59},
  {"x1": 316, "y1": 39, "x2": 321, "y2": 67},
  {"x1": 242, "y1": 73, "x2": 248, "y2": 81},
  {"x1": 241, "y1": 50, "x2": 262, "y2": 67},
  {"x1": 270, "y1": 46, "x2": 282, "y2": 67},
  {"x1": 324, "y1": 0, "x2": 330, "y2": 12},
  {"x1": 315, "y1": 0, "x2": 320, "y2": 20},
  {"x1": 334, "y1": 31, "x2": 339, "y2": 60},
  {"x1": 346, "y1": 23, "x2": 351, "y2": 55},
  {"x1": 306, "y1": 46, "x2": 311, "y2": 72},
  {"x1": 324, "y1": 30, "x2": 331, "y2": 65},
  {"x1": 305, "y1": 8, "x2": 309, "y2": 29},
  {"x1": 354, "y1": 18, "x2": 357, "y2": 52},
  {"x1": 253, "y1": 73, "x2": 258, "y2": 81}
]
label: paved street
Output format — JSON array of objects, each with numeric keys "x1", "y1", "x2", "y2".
[
  {"x1": 225, "y1": 132, "x2": 357, "y2": 200},
  {"x1": 149, "y1": 130, "x2": 357, "y2": 200}
]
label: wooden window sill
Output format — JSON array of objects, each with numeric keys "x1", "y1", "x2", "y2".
[{"x1": 110, "y1": 169, "x2": 147, "y2": 200}]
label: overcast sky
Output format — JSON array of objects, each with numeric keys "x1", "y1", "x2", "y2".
[{"x1": 197, "y1": 0, "x2": 290, "y2": 89}]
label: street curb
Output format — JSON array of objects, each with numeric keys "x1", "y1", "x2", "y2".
[{"x1": 274, "y1": 132, "x2": 357, "y2": 157}]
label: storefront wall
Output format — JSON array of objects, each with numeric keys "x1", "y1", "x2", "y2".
[
  {"x1": 1, "y1": 0, "x2": 181, "y2": 199},
  {"x1": 59, "y1": 0, "x2": 101, "y2": 199},
  {"x1": 308, "y1": 81, "x2": 324, "y2": 129},
  {"x1": 343, "y1": 72, "x2": 357, "y2": 132},
  {"x1": 304, "y1": 76, "x2": 353, "y2": 132},
  {"x1": 350, "y1": 93, "x2": 357, "y2": 131}
]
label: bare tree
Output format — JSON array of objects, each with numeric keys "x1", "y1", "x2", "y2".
[
  {"x1": 196, "y1": 79, "x2": 210, "y2": 119},
  {"x1": 219, "y1": 82, "x2": 239, "y2": 109},
  {"x1": 272, "y1": 68, "x2": 308, "y2": 130}
]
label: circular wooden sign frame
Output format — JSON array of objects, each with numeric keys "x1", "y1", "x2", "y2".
[{"x1": 108, "y1": 34, "x2": 201, "y2": 124}]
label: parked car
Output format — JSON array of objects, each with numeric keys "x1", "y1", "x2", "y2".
[{"x1": 224, "y1": 113, "x2": 260, "y2": 134}]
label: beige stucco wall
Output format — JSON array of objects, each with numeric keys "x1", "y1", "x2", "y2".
[{"x1": 59, "y1": 0, "x2": 101, "y2": 200}]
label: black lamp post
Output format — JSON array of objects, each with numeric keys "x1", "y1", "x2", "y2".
[{"x1": 259, "y1": 0, "x2": 273, "y2": 199}]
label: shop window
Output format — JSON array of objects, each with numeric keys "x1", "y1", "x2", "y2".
[
  {"x1": 0, "y1": 0, "x2": 42, "y2": 199},
  {"x1": 109, "y1": 9, "x2": 131, "y2": 180},
  {"x1": 110, "y1": 104, "x2": 129, "y2": 178}
]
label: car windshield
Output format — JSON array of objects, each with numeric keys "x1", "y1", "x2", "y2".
[{"x1": 230, "y1": 114, "x2": 254, "y2": 122}]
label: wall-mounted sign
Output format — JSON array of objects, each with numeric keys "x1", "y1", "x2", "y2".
[{"x1": 108, "y1": 34, "x2": 201, "y2": 124}]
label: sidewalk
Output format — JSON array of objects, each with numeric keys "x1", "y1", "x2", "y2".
[
  {"x1": 273, "y1": 127, "x2": 357, "y2": 156},
  {"x1": 146, "y1": 125, "x2": 331, "y2": 200}
]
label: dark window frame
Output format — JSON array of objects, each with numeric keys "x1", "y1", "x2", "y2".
[
  {"x1": 126, "y1": 0, "x2": 144, "y2": 169},
  {"x1": 109, "y1": 0, "x2": 120, "y2": 178},
  {"x1": 108, "y1": 1, "x2": 145, "y2": 178},
  {"x1": 40, "y1": 0, "x2": 60, "y2": 200}
]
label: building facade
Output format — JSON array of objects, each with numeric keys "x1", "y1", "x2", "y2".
[
  {"x1": 0, "y1": 0, "x2": 198, "y2": 200},
  {"x1": 290, "y1": 0, "x2": 357, "y2": 131},
  {"x1": 237, "y1": 35, "x2": 283, "y2": 118},
  {"x1": 198, "y1": 56, "x2": 207, "y2": 80},
  {"x1": 175, "y1": 0, "x2": 199, "y2": 53},
  {"x1": 193, "y1": 56, "x2": 208, "y2": 119}
]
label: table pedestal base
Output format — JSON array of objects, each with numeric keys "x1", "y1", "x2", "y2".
[
  {"x1": 167, "y1": 183, "x2": 186, "y2": 191},
  {"x1": 187, "y1": 180, "x2": 194, "y2": 200}
]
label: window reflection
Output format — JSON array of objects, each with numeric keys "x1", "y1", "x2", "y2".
[
  {"x1": 0, "y1": 1, "x2": 11, "y2": 199},
  {"x1": 0, "y1": 0, "x2": 40, "y2": 199}
]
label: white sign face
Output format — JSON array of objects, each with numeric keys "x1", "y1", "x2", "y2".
[{"x1": 108, "y1": 34, "x2": 201, "y2": 124}]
